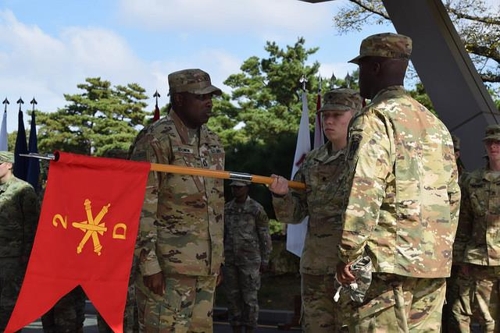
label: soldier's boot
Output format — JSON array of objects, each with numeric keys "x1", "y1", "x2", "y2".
[
  {"x1": 245, "y1": 326, "x2": 256, "y2": 333},
  {"x1": 232, "y1": 326, "x2": 243, "y2": 333}
]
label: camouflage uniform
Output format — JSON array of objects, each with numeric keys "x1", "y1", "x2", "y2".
[
  {"x1": 273, "y1": 89, "x2": 363, "y2": 333},
  {"x1": 452, "y1": 124, "x2": 500, "y2": 333},
  {"x1": 41, "y1": 286, "x2": 86, "y2": 333},
  {"x1": 444, "y1": 134, "x2": 472, "y2": 333},
  {"x1": 339, "y1": 33, "x2": 460, "y2": 332},
  {"x1": 129, "y1": 69, "x2": 225, "y2": 333},
  {"x1": 0, "y1": 151, "x2": 40, "y2": 332},
  {"x1": 222, "y1": 183, "x2": 272, "y2": 331}
]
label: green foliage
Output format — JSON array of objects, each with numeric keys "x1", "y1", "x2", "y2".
[{"x1": 36, "y1": 77, "x2": 150, "y2": 156}]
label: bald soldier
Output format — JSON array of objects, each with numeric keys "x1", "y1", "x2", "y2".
[
  {"x1": 336, "y1": 33, "x2": 460, "y2": 332},
  {"x1": 129, "y1": 69, "x2": 225, "y2": 332}
]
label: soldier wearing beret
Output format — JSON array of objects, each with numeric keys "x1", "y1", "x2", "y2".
[
  {"x1": 0, "y1": 151, "x2": 40, "y2": 331},
  {"x1": 269, "y1": 88, "x2": 363, "y2": 333},
  {"x1": 452, "y1": 124, "x2": 500, "y2": 332},
  {"x1": 336, "y1": 33, "x2": 460, "y2": 332},
  {"x1": 129, "y1": 68, "x2": 225, "y2": 332},
  {"x1": 222, "y1": 180, "x2": 272, "y2": 333}
]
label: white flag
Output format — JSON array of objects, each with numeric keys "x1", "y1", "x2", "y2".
[
  {"x1": 0, "y1": 110, "x2": 7, "y2": 151},
  {"x1": 313, "y1": 86, "x2": 324, "y2": 149},
  {"x1": 286, "y1": 91, "x2": 311, "y2": 257}
]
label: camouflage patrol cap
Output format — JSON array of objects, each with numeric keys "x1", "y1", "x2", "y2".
[
  {"x1": 0, "y1": 151, "x2": 14, "y2": 163},
  {"x1": 318, "y1": 88, "x2": 363, "y2": 113},
  {"x1": 230, "y1": 180, "x2": 250, "y2": 187},
  {"x1": 349, "y1": 32, "x2": 412, "y2": 64},
  {"x1": 168, "y1": 68, "x2": 222, "y2": 96},
  {"x1": 452, "y1": 135, "x2": 460, "y2": 151},
  {"x1": 483, "y1": 124, "x2": 500, "y2": 141}
]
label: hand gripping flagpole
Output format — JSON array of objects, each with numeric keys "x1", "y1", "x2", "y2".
[{"x1": 20, "y1": 153, "x2": 306, "y2": 190}]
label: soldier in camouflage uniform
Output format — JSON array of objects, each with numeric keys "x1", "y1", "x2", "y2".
[
  {"x1": 222, "y1": 180, "x2": 272, "y2": 333},
  {"x1": 41, "y1": 287, "x2": 86, "y2": 333},
  {"x1": 269, "y1": 88, "x2": 363, "y2": 333},
  {"x1": 336, "y1": 33, "x2": 460, "y2": 332},
  {"x1": 444, "y1": 134, "x2": 473, "y2": 333},
  {"x1": 0, "y1": 151, "x2": 40, "y2": 331},
  {"x1": 129, "y1": 68, "x2": 225, "y2": 332},
  {"x1": 452, "y1": 124, "x2": 500, "y2": 332}
]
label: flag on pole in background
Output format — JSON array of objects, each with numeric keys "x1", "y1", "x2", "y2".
[
  {"x1": 0, "y1": 110, "x2": 7, "y2": 151},
  {"x1": 5, "y1": 152, "x2": 150, "y2": 333},
  {"x1": 27, "y1": 104, "x2": 40, "y2": 193},
  {"x1": 153, "y1": 90, "x2": 161, "y2": 122},
  {"x1": 313, "y1": 78, "x2": 324, "y2": 149},
  {"x1": 286, "y1": 89, "x2": 311, "y2": 257},
  {"x1": 14, "y1": 98, "x2": 28, "y2": 180}
]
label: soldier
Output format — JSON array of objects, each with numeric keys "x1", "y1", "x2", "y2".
[
  {"x1": 222, "y1": 180, "x2": 272, "y2": 333},
  {"x1": 41, "y1": 287, "x2": 86, "y2": 333},
  {"x1": 336, "y1": 33, "x2": 460, "y2": 332},
  {"x1": 269, "y1": 88, "x2": 363, "y2": 333},
  {"x1": 129, "y1": 68, "x2": 225, "y2": 332},
  {"x1": 452, "y1": 124, "x2": 500, "y2": 332},
  {"x1": 444, "y1": 134, "x2": 472, "y2": 333},
  {"x1": 0, "y1": 151, "x2": 40, "y2": 331}
]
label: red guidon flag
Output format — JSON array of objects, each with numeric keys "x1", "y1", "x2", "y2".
[{"x1": 5, "y1": 151, "x2": 150, "y2": 333}]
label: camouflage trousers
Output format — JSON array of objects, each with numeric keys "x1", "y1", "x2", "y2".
[
  {"x1": 136, "y1": 273, "x2": 217, "y2": 333},
  {"x1": 41, "y1": 286, "x2": 86, "y2": 333},
  {"x1": 301, "y1": 273, "x2": 347, "y2": 333},
  {"x1": 346, "y1": 273, "x2": 446, "y2": 333},
  {"x1": 0, "y1": 258, "x2": 25, "y2": 332},
  {"x1": 222, "y1": 262, "x2": 261, "y2": 329},
  {"x1": 448, "y1": 265, "x2": 475, "y2": 333},
  {"x1": 464, "y1": 264, "x2": 500, "y2": 333}
]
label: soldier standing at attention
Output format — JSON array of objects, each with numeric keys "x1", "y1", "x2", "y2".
[
  {"x1": 129, "y1": 68, "x2": 225, "y2": 332},
  {"x1": 222, "y1": 180, "x2": 272, "y2": 333},
  {"x1": 452, "y1": 124, "x2": 500, "y2": 332},
  {"x1": 0, "y1": 151, "x2": 40, "y2": 332},
  {"x1": 269, "y1": 88, "x2": 363, "y2": 333},
  {"x1": 336, "y1": 33, "x2": 460, "y2": 332}
]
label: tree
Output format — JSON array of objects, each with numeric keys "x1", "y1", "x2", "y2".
[
  {"x1": 212, "y1": 37, "x2": 335, "y2": 216},
  {"x1": 216, "y1": 37, "x2": 322, "y2": 147},
  {"x1": 37, "y1": 78, "x2": 149, "y2": 156},
  {"x1": 334, "y1": 0, "x2": 500, "y2": 85}
]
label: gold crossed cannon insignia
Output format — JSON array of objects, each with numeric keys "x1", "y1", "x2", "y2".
[{"x1": 52, "y1": 199, "x2": 128, "y2": 256}]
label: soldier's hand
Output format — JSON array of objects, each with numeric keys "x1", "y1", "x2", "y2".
[
  {"x1": 336, "y1": 261, "x2": 356, "y2": 284},
  {"x1": 269, "y1": 174, "x2": 289, "y2": 196},
  {"x1": 260, "y1": 262, "x2": 269, "y2": 273},
  {"x1": 144, "y1": 272, "x2": 165, "y2": 296},
  {"x1": 216, "y1": 267, "x2": 223, "y2": 286}
]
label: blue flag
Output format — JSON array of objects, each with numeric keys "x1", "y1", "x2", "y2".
[
  {"x1": 27, "y1": 110, "x2": 40, "y2": 192},
  {"x1": 14, "y1": 108, "x2": 29, "y2": 180}
]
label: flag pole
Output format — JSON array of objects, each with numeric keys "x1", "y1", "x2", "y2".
[{"x1": 20, "y1": 153, "x2": 306, "y2": 190}]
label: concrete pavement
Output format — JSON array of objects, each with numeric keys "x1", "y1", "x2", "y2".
[{"x1": 20, "y1": 303, "x2": 301, "y2": 332}]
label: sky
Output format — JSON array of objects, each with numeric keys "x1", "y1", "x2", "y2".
[{"x1": 0, "y1": 0, "x2": 400, "y2": 133}]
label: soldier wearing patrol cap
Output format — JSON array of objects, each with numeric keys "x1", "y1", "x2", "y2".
[
  {"x1": 129, "y1": 69, "x2": 225, "y2": 332},
  {"x1": 336, "y1": 33, "x2": 460, "y2": 332},
  {"x1": 452, "y1": 124, "x2": 500, "y2": 332},
  {"x1": 269, "y1": 88, "x2": 362, "y2": 333},
  {"x1": 0, "y1": 151, "x2": 40, "y2": 331},
  {"x1": 222, "y1": 180, "x2": 271, "y2": 333}
]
